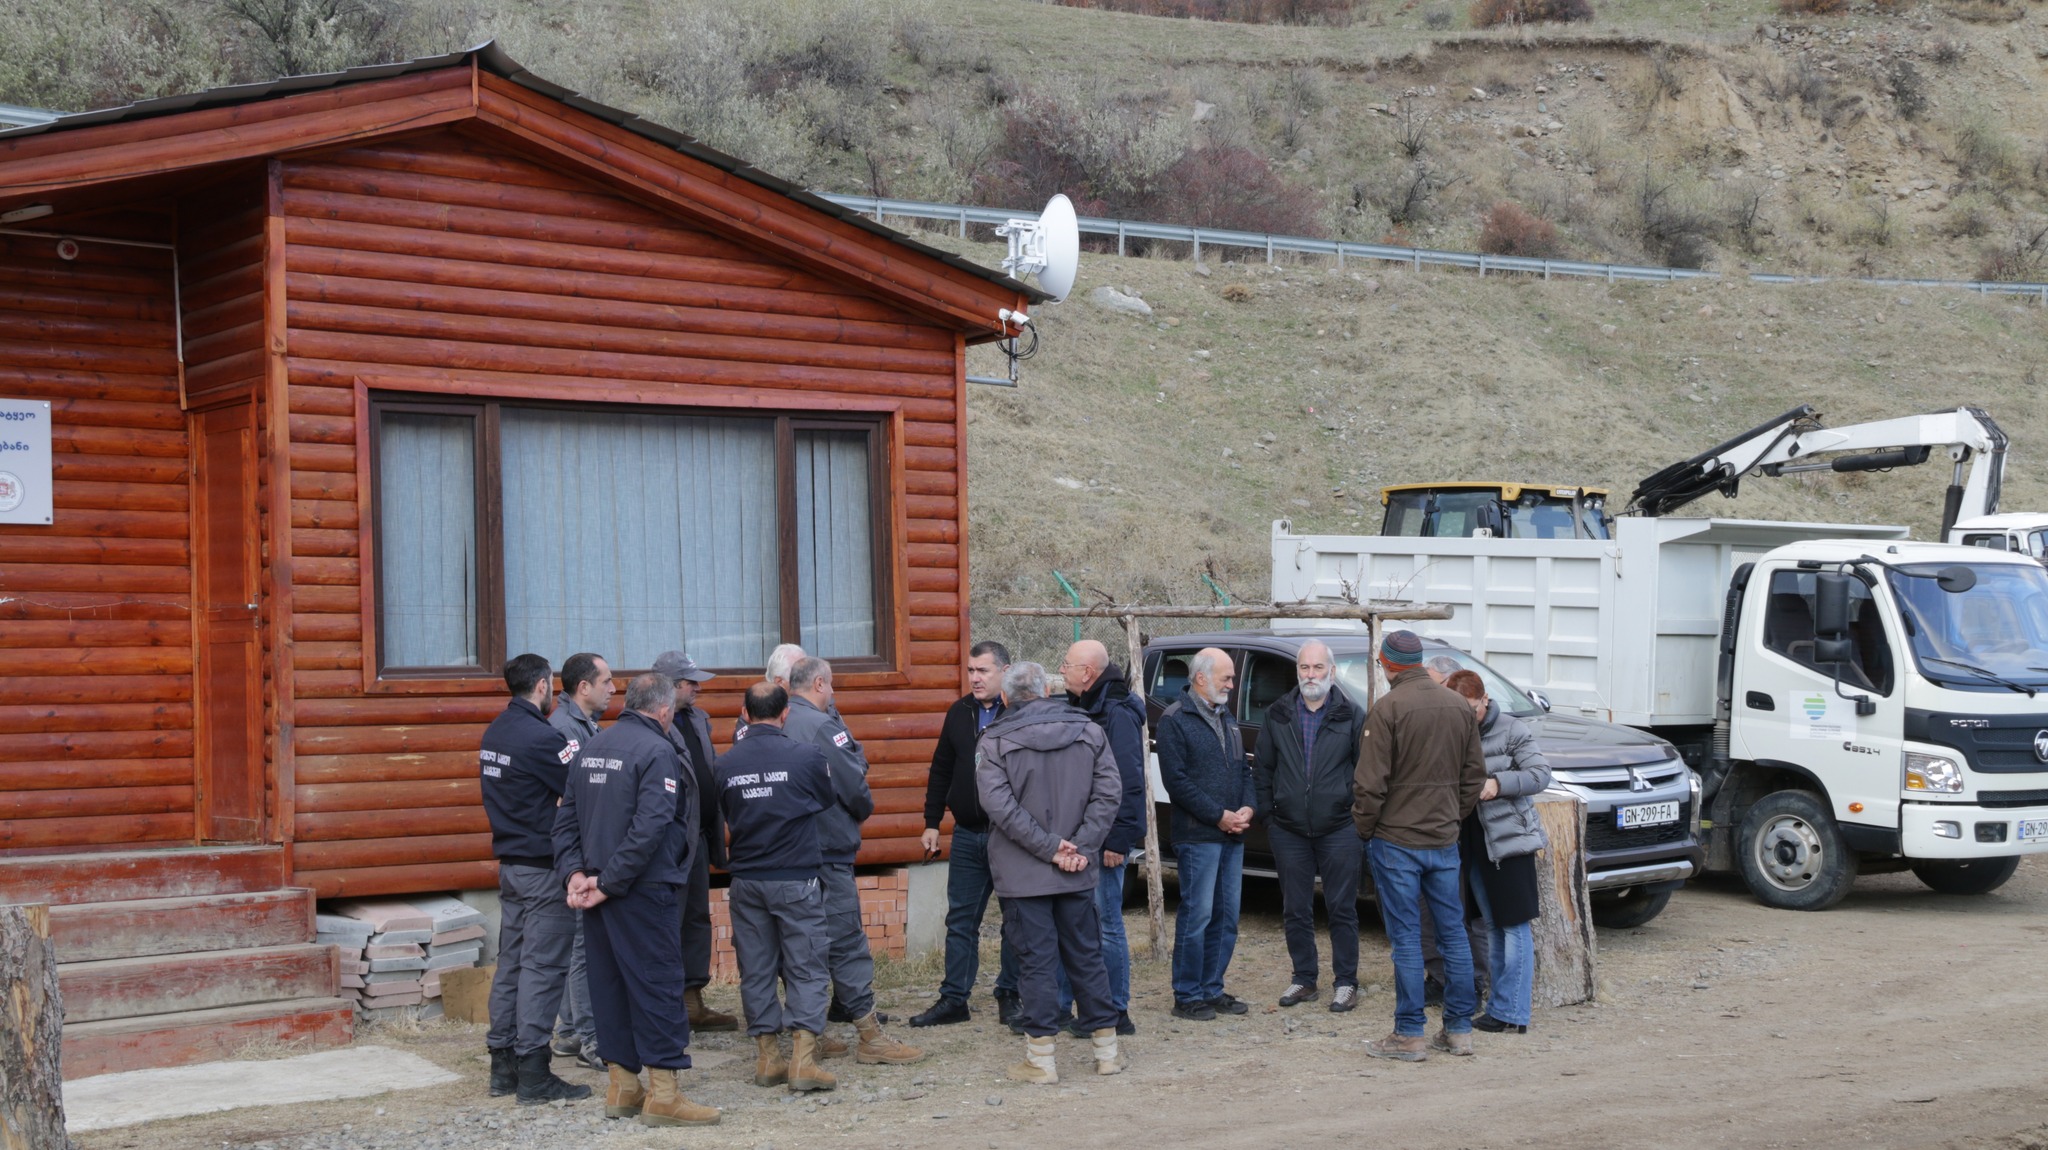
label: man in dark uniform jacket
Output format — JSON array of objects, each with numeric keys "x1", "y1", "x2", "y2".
[
  {"x1": 480, "y1": 653, "x2": 591, "y2": 1106},
  {"x1": 555, "y1": 673, "x2": 719, "y2": 1128},
  {"x1": 718, "y1": 682, "x2": 839, "y2": 1094},
  {"x1": 651, "y1": 650, "x2": 738, "y2": 1034}
]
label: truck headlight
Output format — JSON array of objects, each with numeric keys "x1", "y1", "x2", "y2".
[{"x1": 1904, "y1": 752, "x2": 1964, "y2": 793}]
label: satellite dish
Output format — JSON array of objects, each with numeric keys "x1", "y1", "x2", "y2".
[{"x1": 998, "y1": 194, "x2": 1080, "y2": 303}]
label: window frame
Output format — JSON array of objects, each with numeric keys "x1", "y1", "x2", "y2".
[{"x1": 364, "y1": 392, "x2": 895, "y2": 682}]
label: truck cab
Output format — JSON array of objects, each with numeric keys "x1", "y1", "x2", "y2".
[
  {"x1": 1714, "y1": 540, "x2": 2048, "y2": 908},
  {"x1": 1949, "y1": 513, "x2": 2048, "y2": 563},
  {"x1": 1380, "y1": 483, "x2": 1611, "y2": 541}
]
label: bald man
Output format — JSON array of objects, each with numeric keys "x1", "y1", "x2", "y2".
[
  {"x1": 1155, "y1": 647, "x2": 1253, "y2": 1020},
  {"x1": 1057, "y1": 640, "x2": 1148, "y2": 1036}
]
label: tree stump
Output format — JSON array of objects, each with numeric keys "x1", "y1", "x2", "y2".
[
  {"x1": 1531, "y1": 792, "x2": 1597, "y2": 1007},
  {"x1": 1, "y1": 903, "x2": 70, "y2": 1150}
]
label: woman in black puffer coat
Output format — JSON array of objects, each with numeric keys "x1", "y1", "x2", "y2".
[{"x1": 1443, "y1": 671, "x2": 1551, "y2": 1035}]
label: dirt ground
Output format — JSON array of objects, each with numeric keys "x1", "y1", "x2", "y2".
[{"x1": 76, "y1": 861, "x2": 2048, "y2": 1150}]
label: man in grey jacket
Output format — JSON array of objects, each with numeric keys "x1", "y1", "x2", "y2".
[
  {"x1": 976, "y1": 661, "x2": 1125, "y2": 1085},
  {"x1": 783, "y1": 656, "x2": 925, "y2": 1065}
]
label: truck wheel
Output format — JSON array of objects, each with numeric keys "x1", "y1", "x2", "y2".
[
  {"x1": 1910, "y1": 856, "x2": 2020, "y2": 895},
  {"x1": 1591, "y1": 888, "x2": 1672, "y2": 929},
  {"x1": 1737, "y1": 790, "x2": 1857, "y2": 911}
]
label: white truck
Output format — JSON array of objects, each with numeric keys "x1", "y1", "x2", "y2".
[{"x1": 1277, "y1": 405, "x2": 2048, "y2": 910}]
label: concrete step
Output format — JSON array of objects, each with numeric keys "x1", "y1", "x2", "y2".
[
  {"x1": 49, "y1": 889, "x2": 316, "y2": 962},
  {"x1": 63, "y1": 997, "x2": 356, "y2": 1081},
  {"x1": 0, "y1": 846, "x2": 286, "y2": 906},
  {"x1": 59, "y1": 943, "x2": 339, "y2": 1023}
]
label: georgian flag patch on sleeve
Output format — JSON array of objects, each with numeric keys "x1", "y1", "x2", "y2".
[
  {"x1": 663, "y1": 777, "x2": 678, "y2": 794},
  {"x1": 832, "y1": 731, "x2": 850, "y2": 748},
  {"x1": 558, "y1": 739, "x2": 580, "y2": 764}
]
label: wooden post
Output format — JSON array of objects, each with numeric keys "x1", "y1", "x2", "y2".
[
  {"x1": 1123, "y1": 613, "x2": 1167, "y2": 960},
  {"x1": 1, "y1": 903, "x2": 71, "y2": 1150},
  {"x1": 1530, "y1": 792, "x2": 1597, "y2": 1007}
]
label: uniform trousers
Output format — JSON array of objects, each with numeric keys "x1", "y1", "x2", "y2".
[
  {"x1": 485, "y1": 862, "x2": 575, "y2": 1056},
  {"x1": 820, "y1": 862, "x2": 878, "y2": 1019},
  {"x1": 585, "y1": 881, "x2": 693, "y2": 1071},
  {"x1": 729, "y1": 875, "x2": 831, "y2": 1036}
]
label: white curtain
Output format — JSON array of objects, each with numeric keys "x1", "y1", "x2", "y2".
[
  {"x1": 500, "y1": 409, "x2": 779, "y2": 669},
  {"x1": 795, "y1": 429, "x2": 876, "y2": 658},
  {"x1": 378, "y1": 413, "x2": 478, "y2": 667}
]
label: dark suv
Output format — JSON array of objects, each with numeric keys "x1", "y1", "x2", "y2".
[{"x1": 1141, "y1": 629, "x2": 1704, "y2": 928}]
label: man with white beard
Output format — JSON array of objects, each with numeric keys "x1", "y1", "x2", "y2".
[{"x1": 1250, "y1": 640, "x2": 1368, "y2": 1013}]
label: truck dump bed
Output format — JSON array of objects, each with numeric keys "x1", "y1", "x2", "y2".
[{"x1": 1271, "y1": 517, "x2": 1910, "y2": 727}]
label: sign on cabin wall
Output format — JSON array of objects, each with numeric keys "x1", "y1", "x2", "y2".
[{"x1": 0, "y1": 399, "x2": 52, "y2": 525}]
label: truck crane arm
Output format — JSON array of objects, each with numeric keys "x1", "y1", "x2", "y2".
[{"x1": 1627, "y1": 404, "x2": 2007, "y2": 535}]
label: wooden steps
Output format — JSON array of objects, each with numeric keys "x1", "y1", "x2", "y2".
[
  {"x1": 0, "y1": 846, "x2": 354, "y2": 1078},
  {"x1": 63, "y1": 997, "x2": 357, "y2": 1081}
]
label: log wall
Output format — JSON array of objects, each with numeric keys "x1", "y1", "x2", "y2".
[
  {"x1": 0, "y1": 220, "x2": 197, "y2": 851},
  {"x1": 276, "y1": 128, "x2": 968, "y2": 896}
]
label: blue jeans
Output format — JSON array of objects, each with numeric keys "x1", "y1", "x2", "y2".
[
  {"x1": 1466, "y1": 866, "x2": 1534, "y2": 1027},
  {"x1": 1171, "y1": 841, "x2": 1242, "y2": 1005},
  {"x1": 1367, "y1": 837, "x2": 1476, "y2": 1036},
  {"x1": 1058, "y1": 859, "x2": 1130, "y2": 1014},
  {"x1": 939, "y1": 826, "x2": 1019, "y2": 1003}
]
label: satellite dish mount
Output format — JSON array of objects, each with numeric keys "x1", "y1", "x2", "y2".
[{"x1": 970, "y1": 195, "x2": 1079, "y2": 388}]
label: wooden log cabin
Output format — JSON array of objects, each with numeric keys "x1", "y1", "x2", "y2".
[{"x1": 0, "y1": 45, "x2": 1039, "y2": 1075}]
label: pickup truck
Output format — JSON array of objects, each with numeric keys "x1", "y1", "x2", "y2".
[{"x1": 1141, "y1": 628, "x2": 1703, "y2": 928}]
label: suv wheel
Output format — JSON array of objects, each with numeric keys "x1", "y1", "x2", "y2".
[
  {"x1": 1737, "y1": 789, "x2": 1857, "y2": 911},
  {"x1": 1591, "y1": 887, "x2": 1672, "y2": 929},
  {"x1": 1910, "y1": 856, "x2": 2020, "y2": 895}
]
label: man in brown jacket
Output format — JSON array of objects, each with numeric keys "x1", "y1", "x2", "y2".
[{"x1": 1352, "y1": 630, "x2": 1488, "y2": 1061}]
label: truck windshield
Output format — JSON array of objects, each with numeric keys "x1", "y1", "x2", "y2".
[
  {"x1": 1332, "y1": 651, "x2": 1542, "y2": 717},
  {"x1": 1382, "y1": 489, "x2": 1610, "y2": 540},
  {"x1": 1887, "y1": 562, "x2": 2048, "y2": 688}
]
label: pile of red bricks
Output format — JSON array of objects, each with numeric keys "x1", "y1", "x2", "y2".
[{"x1": 705, "y1": 867, "x2": 909, "y2": 983}]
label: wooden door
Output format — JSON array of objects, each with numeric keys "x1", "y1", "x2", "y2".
[{"x1": 193, "y1": 403, "x2": 264, "y2": 842}]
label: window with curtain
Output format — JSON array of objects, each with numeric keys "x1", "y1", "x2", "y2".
[
  {"x1": 375, "y1": 412, "x2": 479, "y2": 669},
  {"x1": 371, "y1": 399, "x2": 887, "y2": 676}
]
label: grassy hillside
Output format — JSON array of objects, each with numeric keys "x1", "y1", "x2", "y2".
[{"x1": 949, "y1": 234, "x2": 2048, "y2": 661}]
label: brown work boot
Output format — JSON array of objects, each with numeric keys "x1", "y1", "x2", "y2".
[
  {"x1": 789, "y1": 1031, "x2": 838, "y2": 1093},
  {"x1": 753, "y1": 1033, "x2": 788, "y2": 1087},
  {"x1": 603, "y1": 1063, "x2": 645, "y2": 1119},
  {"x1": 818, "y1": 1031, "x2": 849, "y2": 1059},
  {"x1": 638, "y1": 1068, "x2": 720, "y2": 1127},
  {"x1": 1006, "y1": 1036, "x2": 1058, "y2": 1085},
  {"x1": 855, "y1": 1011, "x2": 926, "y2": 1065},
  {"x1": 1364, "y1": 1032, "x2": 1430, "y2": 1062},
  {"x1": 685, "y1": 987, "x2": 739, "y2": 1032},
  {"x1": 1430, "y1": 1028, "x2": 1474, "y2": 1057},
  {"x1": 1091, "y1": 1028, "x2": 1124, "y2": 1076}
]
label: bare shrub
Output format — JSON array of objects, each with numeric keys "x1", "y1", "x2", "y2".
[
  {"x1": 1424, "y1": 7, "x2": 1455, "y2": 27},
  {"x1": 1392, "y1": 95, "x2": 1431, "y2": 158},
  {"x1": 752, "y1": 6, "x2": 888, "y2": 93},
  {"x1": 1977, "y1": 220, "x2": 2048, "y2": 280},
  {"x1": 1948, "y1": 109, "x2": 2020, "y2": 184},
  {"x1": 1633, "y1": 168, "x2": 1718, "y2": 268},
  {"x1": 1155, "y1": 146, "x2": 1326, "y2": 235},
  {"x1": 1051, "y1": 0, "x2": 1359, "y2": 23},
  {"x1": 894, "y1": 15, "x2": 958, "y2": 70},
  {"x1": 1649, "y1": 47, "x2": 1684, "y2": 103},
  {"x1": 1944, "y1": 196, "x2": 1995, "y2": 238},
  {"x1": 1367, "y1": 160, "x2": 1468, "y2": 226},
  {"x1": 1469, "y1": 0, "x2": 1594, "y2": 27},
  {"x1": 1478, "y1": 201, "x2": 1564, "y2": 258},
  {"x1": 1945, "y1": 0, "x2": 2025, "y2": 23},
  {"x1": 978, "y1": 83, "x2": 1191, "y2": 219},
  {"x1": 1220, "y1": 283, "x2": 1256, "y2": 301},
  {"x1": 1777, "y1": 0, "x2": 1847, "y2": 13},
  {"x1": 1852, "y1": 195, "x2": 1894, "y2": 248},
  {"x1": 1884, "y1": 59, "x2": 1928, "y2": 121},
  {"x1": 220, "y1": 0, "x2": 403, "y2": 77},
  {"x1": 1725, "y1": 182, "x2": 1768, "y2": 254},
  {"x1": 1929, "y1": 37, "x2": 1967, "y2": 65}
]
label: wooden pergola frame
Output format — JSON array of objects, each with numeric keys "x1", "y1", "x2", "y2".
[{"x1": 995, "y1": 601, "x2": 1452, "y2": 958}]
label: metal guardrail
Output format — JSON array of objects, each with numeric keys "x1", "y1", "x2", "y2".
[{"x1": 817, "y1": 192, "x2": 2048, "y2": 303}]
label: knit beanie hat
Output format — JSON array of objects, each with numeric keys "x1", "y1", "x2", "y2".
[{"x1": 1380, "y1": 630, "x2": 1424, "y2": 668}]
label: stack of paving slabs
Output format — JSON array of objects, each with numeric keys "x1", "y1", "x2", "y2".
[
  {"x1": 315, "y1": 912, "x2": 375, "y2": 999},
  {"x1": 327, "y1": 899, "x2": 433, "y2": 1022},
  {"x1": 410, "y1": 895, "x2": 487, "y2": 1005}
]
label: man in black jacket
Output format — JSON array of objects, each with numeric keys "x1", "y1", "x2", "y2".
[
  {"x1": 1156, "y1": 648, "x2": 1254, "y2": 1021},
  {"x1": 909, "y1": 640, "x2": 1016, "y2": 1028},
  {"x1": 480, "y1": 653, "x2": 592, "y2": 1105},
  {"x1": 651, "y1": 650, "x2": 738, "y2": 1034},
  {"x1": 1058, "y1": 639, "x2": 1147, "y2": 1036},
  {"x1": 555, "y1": 673, "x2": 719, "y2": 1128},
  {"x1": 1251, "y1": 639, "x2": 1367, "y2": 1013}
]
